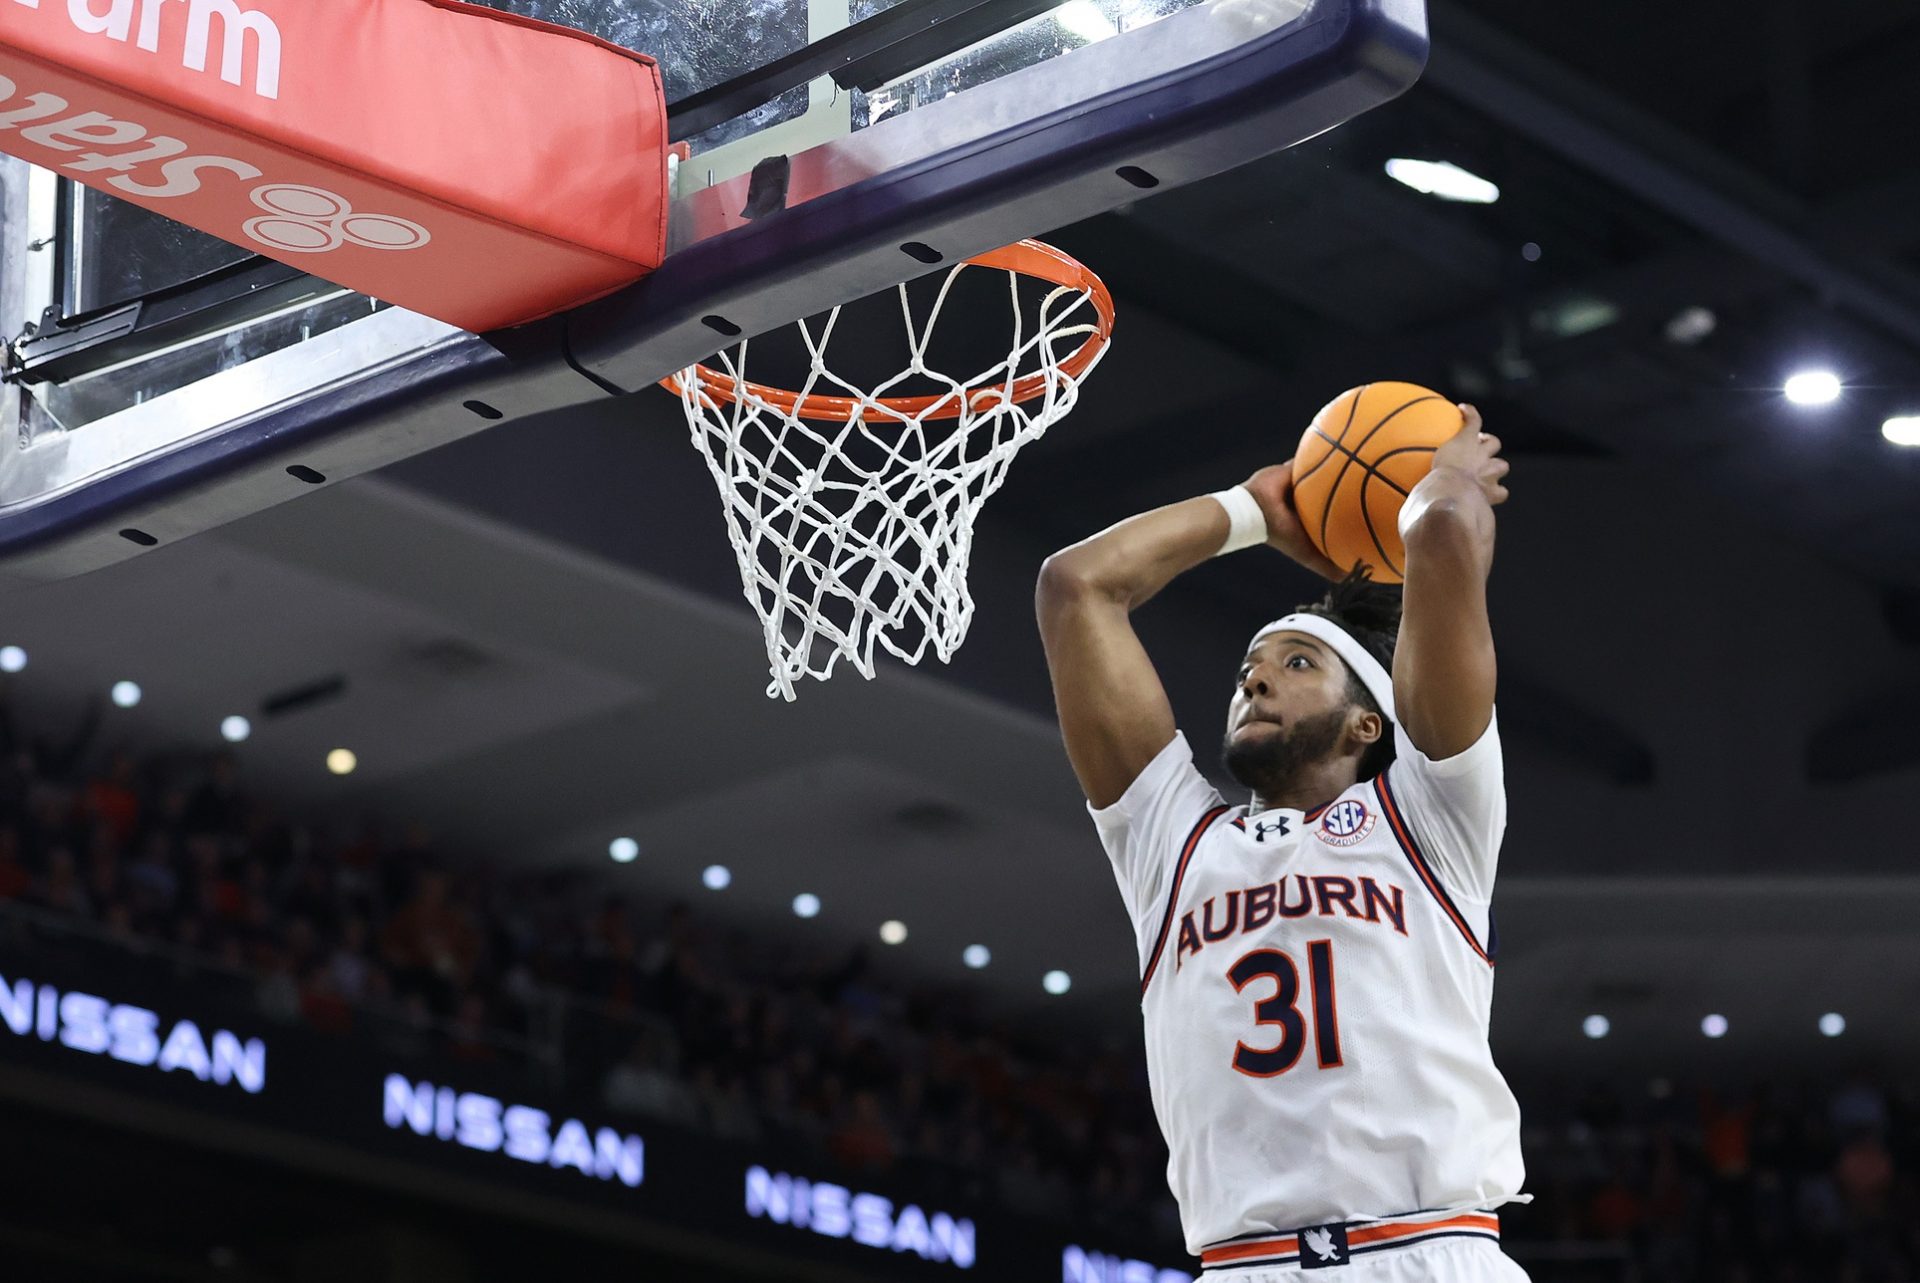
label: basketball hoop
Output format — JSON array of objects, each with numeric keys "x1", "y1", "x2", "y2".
[{"x1": 662, "y1": 239, "x2": 1115, "y2": 700}]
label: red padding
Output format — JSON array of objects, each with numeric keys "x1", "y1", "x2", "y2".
[{"x1": 0, "y1": 0, "x2": 667, "y2": 332}]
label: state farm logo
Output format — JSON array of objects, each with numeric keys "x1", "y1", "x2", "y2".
[
  {"x1": 245, "y1": 184, "x2": 429, "y2": 253},
  {"x1": 0, "y1": 71, "x2": 430, "y2": 257},
  {"x1": 10, "y1": 0, "x2": 283, "y2": 101}
]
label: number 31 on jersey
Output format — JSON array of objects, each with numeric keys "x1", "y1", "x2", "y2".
[{"x1": 1228, "y1": 940, "x2": 1342, "y2": 1077}]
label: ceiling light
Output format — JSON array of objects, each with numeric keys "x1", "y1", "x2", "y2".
[
  {"x1": 1701, "y1": 1013, "x2": 1728, "y2": 1039},
  {"x1": 0, "y1": 645, "x2": 24, "y2": 673},
  {"x1": 1819, "y1": 1012, "x2": 1846, "y2": 1037},
  {"x1": 963, "y1": 944, "x2": 991, "y2": 969},
  {"x1": 111, "y1": 680, "x2": 142, "y2": 708},
  {"x1": 1520, "y1": 241, "x2": 1542, "y2": 262},
  {"x1": 608, "y1": 837, "x2": 640, "y2": 864},
  {"x1": 1384, "y1": 158, "x2": 1499, "y2": 204},
  {"x1": 879, "y1": 920, "x2": 908, "y2": 945},
  {"x1": 702, "y1": 864, "x2": 731, "y2": 890},
  {"x1": 220, "y1": 715, "x2": 251, "y2": 743},
  {"x1": 792, "y1": 893, "x2": 821, "y2": 919},
  {"x1": 1783, "y1": 369, "x2": 1841, "y2": 406},
  {"x1": 1056, "y1": 0, "x2": 1117, "y2": 42},
  {"x1": 1533, "y1": 295, "x2": 1620, "y2": 340},
  {"x1": 1883, "y1": 415, "x2": 1920, "y2": 446},
  {"x1": 1582, "y1": 1014, "x2": 1610, "y2": 1039},
  {"x1": 1663, "y1": 306, "x2": 1716, "y2": 345},
  {"x1": 1043, "y1": 969, "x2": 1072, "y2": 995},
  {"x1": 326, "y1": 748, "x2": 357, "y2": 775}
]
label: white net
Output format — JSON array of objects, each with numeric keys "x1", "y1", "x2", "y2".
[{"x1": 668, "y1": 243, "x2": 1112, "y2": 699}]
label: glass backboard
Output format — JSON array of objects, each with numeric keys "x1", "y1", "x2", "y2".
[{"x1": 0, "y1": 0, "x2": 1426, "y2": 584}]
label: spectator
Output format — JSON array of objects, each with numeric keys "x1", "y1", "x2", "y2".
[
  {"x1": 380, "y1": 869, "x2": 478, "y2": 1012},
  {"x1": 35, "y1": 847, "x2": 92, "y2": 917},
  {"x1": 327, "y1": 915, "x2": 376, "y2": 1001},
  {"x1": 828, "y1": 1089, "x2": 898, "y2": 1173},
  {"x1": 603, "y1": 1033, "x2": 699, "y2": 1127},
  {"x1": 0, "y1": 826, "x2": 30, "y2": 900},
  {"x1": 82, "y1": 749, "x2": 141, "y2": 843}
]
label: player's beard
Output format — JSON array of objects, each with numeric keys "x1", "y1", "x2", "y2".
[{"x1": 1220, "y1": 706, "x2": 1349, "y2": 796}]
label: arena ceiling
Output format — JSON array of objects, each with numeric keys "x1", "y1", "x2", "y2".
[{"x1": 5, "y1": 0, "x2": 1918, "y2": 1071}]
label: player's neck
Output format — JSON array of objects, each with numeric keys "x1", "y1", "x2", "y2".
[{"x1": 1250, "y1": 761, "x2": 1360, "y2": 816}]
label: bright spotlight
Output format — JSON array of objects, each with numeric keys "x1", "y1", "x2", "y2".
[
  {"x1": 792, "y1": 893, "x2": 821, "y2": 919},
  {"x1": 608, "y1": 837, "x2": 640, "y2": 864},
  {"x1": 1582, "y1": 1014, "x2": 1610, "y2": 1040},
  {"x1": 879, "y1": 920, "x2": 908, "y2": 946},
  {"x1": 326, "y1": 748, "x2": 357, "y2": 775},
  {"x1": 1819, "y1": 1012, "x2": 1846, "y2": 1037},
  {"x1": 1043, "y1": 969, "x2": 1072, "y2": 995},
  {"x1": 1783, "y1": 370, "x2": 1841, "y2": 405},
  {"x1": 963, "y1": 945, "x2": 991, "y2": 969},
  {"x1": 1701, "y1": 1013, "x2": 1729, "y2": 1039},
  {"x1": 702, "y1": 864, "x2": 731, "y2": 890},
  {"x1": 1883, "y1": 416, "x2": 1920, "y2": 446},
  {"x1": 111, "y1": 680, "x2": 142, "y2": 708},
  {"x1": 0, "y1": 645, "x2": 25, "y2": 673},
  {"x1": 1384, "y1": 158, "x2": 1499, "y2": 204},
  {"x1": 220, "y1": 716, "x2": 251, "y2": 743}
]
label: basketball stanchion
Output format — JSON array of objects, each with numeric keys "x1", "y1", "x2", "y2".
[{"x1": 662, "y1": 240, "x2": 1115, "y2": 700}]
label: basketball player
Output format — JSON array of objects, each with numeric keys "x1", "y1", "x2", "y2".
[{"x1": 1035, "y1": 406, "x2": 1527, "y2": 1279}]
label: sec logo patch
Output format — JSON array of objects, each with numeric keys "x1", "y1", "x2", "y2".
[{"x1": 1315, "y1": 799, "x2": 1376, "y2": 847}]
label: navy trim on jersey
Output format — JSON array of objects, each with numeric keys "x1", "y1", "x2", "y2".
[
  {"x1": 1140, "y1": 804, "x2": 1231, "y2": 997},
  {"x1": 1373, "y1": 770, "x2": 1493, "y2": 966}
]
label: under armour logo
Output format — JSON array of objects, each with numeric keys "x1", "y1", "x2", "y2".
[
  {"x1": 1300, "y1": 1225, "x2": 1348, "y2": 1269},
  {"x1": 1253, "y1": 817, "x2": 1291, "y2": 842}
]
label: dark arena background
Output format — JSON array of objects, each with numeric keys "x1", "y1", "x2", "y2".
[{"x1": 4, "y1": 0, "x2": 1920, "y2": 1280}]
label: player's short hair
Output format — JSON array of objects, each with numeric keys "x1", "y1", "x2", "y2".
[{"x1": 1297, "y1": 569, "x2": 1401, "y2": 781}]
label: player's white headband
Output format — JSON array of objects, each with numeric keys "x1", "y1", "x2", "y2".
[{"x1": 1247, "y1": 614, "x2": 1396, "y2": 724}]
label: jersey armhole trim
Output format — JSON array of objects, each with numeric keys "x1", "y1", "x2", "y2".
[
  {"x1": 1373, "y1": 771, "x2": 1494, "y2": 966},
  {"x1": 1140, "y1": 803, "x2": 1232, "y2": 997}
]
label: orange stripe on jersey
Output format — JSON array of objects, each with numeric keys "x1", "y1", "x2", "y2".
[
  {"x1": 1141, "y1": 804, "x2": 1231, "y2": 997},
  {"x1": 1372, "y1": 772, "x2": 1492, "y2": 966}
]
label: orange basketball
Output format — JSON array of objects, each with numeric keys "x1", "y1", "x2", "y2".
[{"x1": 1290, "y1": 383, "x2": 1463, "y2": 584}]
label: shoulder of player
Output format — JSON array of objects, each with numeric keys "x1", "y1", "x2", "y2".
[{"x1": 1364, "y1": 766, "x2": 1499, "y2": 963}]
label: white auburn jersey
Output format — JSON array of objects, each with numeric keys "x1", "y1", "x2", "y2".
[{"x1": 1089, "y1": 715, "x2": 1526, "y2": 1263}]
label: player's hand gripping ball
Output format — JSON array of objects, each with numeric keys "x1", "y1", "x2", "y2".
[{"x1": 1288, "y1": 383, "x2": 1469, "y2": 584}]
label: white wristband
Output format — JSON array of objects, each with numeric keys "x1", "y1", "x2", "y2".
[{"x1": 1209, "y1": 485, "x2": 1269, "y2": 556}]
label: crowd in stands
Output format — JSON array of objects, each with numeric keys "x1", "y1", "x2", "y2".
[
  {"x1": 2, "y1": 694, "x2": 1916, "y2": 1279},
  {"x1": 1519, "y1": 1074, "x2": 1920, "y2": 1282}
]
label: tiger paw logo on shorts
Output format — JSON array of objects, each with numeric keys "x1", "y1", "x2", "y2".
[{"x1": 1314, "y1": 799, "x2": 1375, "y2": 847}]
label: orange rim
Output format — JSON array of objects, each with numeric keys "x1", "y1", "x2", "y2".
[{"x1": 660, "y1": 239, "x2": 1115, "y2": 423}]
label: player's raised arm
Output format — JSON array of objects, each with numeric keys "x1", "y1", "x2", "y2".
[
  {"x1": 1391, "y1": 405, "x2": 1510, "y2": 760},
  {"x1": 1036, "y1": 466, "x2": 1341, "y2": 808}
]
